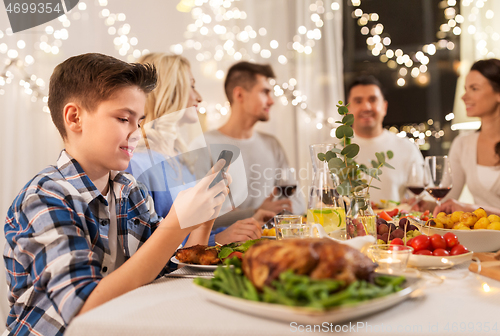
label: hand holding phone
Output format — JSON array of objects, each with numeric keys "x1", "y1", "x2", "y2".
[{"x1": 209, "y1": 150, "x2": 233, "y2": 189}]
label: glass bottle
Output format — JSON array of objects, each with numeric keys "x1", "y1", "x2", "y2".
[
  {"x1": 307, "y1": 168, "x2": 346, "y2": 239},
  {"x1": 309, "y1": 143, "x2": 336, "y2": 179},
  {"x1": 346, "y1": 189, "x2": 377, "y2": 239}
]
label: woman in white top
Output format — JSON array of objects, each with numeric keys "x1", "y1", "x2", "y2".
[{"x1": 437, "y1": 59, "x2": 500, "y2": 213}]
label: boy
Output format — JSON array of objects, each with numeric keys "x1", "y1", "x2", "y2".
[{"x1": 3, "y1": 53, "x2": 228, "y2": 335}]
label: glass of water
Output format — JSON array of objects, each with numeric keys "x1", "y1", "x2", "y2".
[{"x1": 274, "y1": 215, "x2": 309, "y2": 240}]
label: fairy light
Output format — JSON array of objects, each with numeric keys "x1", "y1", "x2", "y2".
[
  {"x1": 353, "y1": 0, "x2": 461, "y2": 86},
  {"x1": 0, "y1": 2, "x2": 103, "y2": 110}
]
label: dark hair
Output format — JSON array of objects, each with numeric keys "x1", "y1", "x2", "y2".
[
  {"x1": 224, "y1": 61, "x2": 275, "y2": 104},
  {"x1": 346, "y1": 75, "x2": 386, "y2": 101},
  {"x1": 48, "y1": 53, "x2": 157, "y2": 139},
  {"x1": 471, "y1": 59, "x2": 500, "y2": 163}
]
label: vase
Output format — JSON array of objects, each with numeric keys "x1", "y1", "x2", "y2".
[{"x1": 346, "y1": 189, "x2": 377, "y2": 239}]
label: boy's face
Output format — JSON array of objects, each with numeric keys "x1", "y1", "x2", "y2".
[
  {"x1": 77, "y1": 86, "x2": 146, "y2": 174},
  {"x1": 241, "y1": 74, "x2": 274, "y2": 122}
]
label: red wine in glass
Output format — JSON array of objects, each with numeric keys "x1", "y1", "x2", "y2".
[
  {"x1": 407, "y1": 186, "x2": 425, "y2": 196},
  {"x1": 276, "y1": 185, "x2": 297, "y2": 198},
  {"x1": 426, "y1": 187, "x2": 451, "y2": 201}
]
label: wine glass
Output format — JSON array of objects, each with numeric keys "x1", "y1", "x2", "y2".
[
  {"x1": 405, "y1": 164, "x2": 428, "y2": 208},
  {"x1": 424, "y1": 156, "x2": 453, "y2": 207},
  {"x1": 274, "y1": 167, "x2": 298, "y2": 199}
]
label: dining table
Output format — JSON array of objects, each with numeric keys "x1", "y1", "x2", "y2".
[{"x1": 65, "y1": 260, "x2": 500, "y2": 336}]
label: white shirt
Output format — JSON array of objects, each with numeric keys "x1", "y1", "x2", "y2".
[
  {"x1": 448, "y1": 131, "x2": 500, "y2": 207},
  {"x1": 349, "y1": 130, "x2": 425, "y2": 204}
]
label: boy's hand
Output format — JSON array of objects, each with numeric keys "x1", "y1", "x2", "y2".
[
  {"x1": 171, "y1": 159, "x2": 232, "y2": 229},
  {"x1": 214, "y1": 218, "x2": 262, "y2": 245}
]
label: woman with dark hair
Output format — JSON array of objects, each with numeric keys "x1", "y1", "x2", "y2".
[{"x1": 441, "y1": 59, "x2": 500, "y2": 210}]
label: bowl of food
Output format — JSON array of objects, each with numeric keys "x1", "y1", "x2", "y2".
[{"x1": 410, "y1": 210, "x2": 500, "y2": 253}]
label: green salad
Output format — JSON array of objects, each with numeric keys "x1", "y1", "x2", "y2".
[{"x1": 195, "y1": 258, "x2": 406, "y2": 310}]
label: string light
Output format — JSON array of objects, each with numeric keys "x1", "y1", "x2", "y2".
[{"x1": 353, "y1": 0, "x2": 462, "y2": 86}]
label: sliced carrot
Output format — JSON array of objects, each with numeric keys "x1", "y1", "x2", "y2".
[{"x1": 378, "y1": 211, "x2": 393, "y2": 221}]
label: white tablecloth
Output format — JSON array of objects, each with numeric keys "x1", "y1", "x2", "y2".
[{"x1": 65, "y1": 263, "x2": 500, "y2": 336}]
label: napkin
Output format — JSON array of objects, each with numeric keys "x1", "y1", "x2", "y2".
[
  {"x1": 468, "y1": 251, "x2": 500, "y2": 281},
  {"x1": 311, "y1": 224, "x2": 377, "y2": 251}
]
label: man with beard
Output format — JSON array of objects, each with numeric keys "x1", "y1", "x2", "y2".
[
  {"x1": 192, "y1": 62, "x2": 305, "y2": 227},
  {"x1": 346, "y1": 76, "x2": 424, "y2": 205}
]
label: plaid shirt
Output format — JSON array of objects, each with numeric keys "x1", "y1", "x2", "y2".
[{"x1": 3, "y1": 151, "x2": 163, "y2": 336}]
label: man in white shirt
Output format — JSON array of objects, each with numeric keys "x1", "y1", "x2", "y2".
[
  {"x1": 192, "y1": 62, "x2": 306, "y2": 226},
  {"x1": 347, "y1": 76, "x2": 424, "y2": 205}
]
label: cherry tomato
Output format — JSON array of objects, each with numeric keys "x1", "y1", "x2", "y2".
[
  {"x1": 444, "y1": 232, "x2": 459, "y2": 249},
  {"x1": 390, "y1": 238, "x2": 404, "y2": 246},
  {"x1": 227, "y1": 251, "x2": 243, "y2": 260},
  {"x1": 432, "y1": 248, "x2": 450, "y2": 256},
  {"x1": 421, "y1": 216, "x2": 429, "y2": 222},
  {"x1": 450, "y1": 244, "x2": 469, "y2": 255},
  {"x1": 378, "y1": 211, "x2": 393, "y2": 221},
  {"x1": 411, "y1": 235, "x2": 431, "y2": 252},
  {"x1": 430, "y1": 234, "x2": 446, "y2": 250},
  {"x1": 386, "y1": 208, "x2": 399, "y2": 217},
  {"x1": 414, "y1": 249, "x2": 433, "y2": 255},
  {"x1": 405, "y1": 237, "x2": 415, "y2": 247}
]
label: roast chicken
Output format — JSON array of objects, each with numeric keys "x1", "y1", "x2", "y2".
[
  {"x1": 175, "y1": 245, "x2": 220, "y2": 265},
  {"x1": 242, "y1": 238, "x2": 376, "y2": 290}
]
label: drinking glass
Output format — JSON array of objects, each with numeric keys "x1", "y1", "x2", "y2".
[
  {"x1": 274, "y1": 167, "x2": 298, "y2": 199},
  {"x1": 405, "y1": 164, "x2": 429, "y2": 208},
  {"x1": 424, "y1": 156, "x2": 452, "y2": 207},
  {"x1": 274, "y1": 215, "x2": 309, "y2": 239},
  {"x1": 367, "y1": 244, "x2": 414, "y2": 272}
]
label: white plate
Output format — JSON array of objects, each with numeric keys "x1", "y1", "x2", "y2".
[
  {"x1": 193, "y1": 276, "x2": 422, "y2": 325},
  {"x1": 170, "y1": 256, "x2": 220, "y2": 271},
  {"x1": 261, "y1": 235, "x2": 276, "y2": 239},
  {"x1": 408, "y1": 251, "x2": 473, "y2": 269},
  {"x1": 411, "y1": 219, "x2": 500, "y2": 253}
]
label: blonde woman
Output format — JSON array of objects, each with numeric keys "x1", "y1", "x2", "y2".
[{"x1": 126, "y1": 53, "x2": 273, "y2": 246}]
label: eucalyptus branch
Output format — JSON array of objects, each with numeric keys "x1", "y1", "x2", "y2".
[{"x1": 318, "y1": 101, "x2": 394, "y2": 198}]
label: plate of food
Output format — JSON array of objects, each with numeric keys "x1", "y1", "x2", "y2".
[
  {"x1": 261, "y1": 227, "x2": 277, "y2": 239},
  {"x1": 194, "y1": 238, "x2": 423, "y2": 325},
  {"x1": 409, "y1": 210, "x2": 500, "y2": 253},
  {"x1": 170, "y1": 256, "x2": 219, "y2": 271},
  {"x1": 172, "y1": 239, "x2": 263, "y2": 270}
]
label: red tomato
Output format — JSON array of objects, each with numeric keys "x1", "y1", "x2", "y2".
[
  {"x1": 378, "y1": 211, "x2": 393, "y2": 221},
  {"x1": 405, "y1": 237, "x2": 414, "y2": 247},
  {"x1": 411, "y1": 235, "x2": 431, "y2": 252},
  {"x1": 450, "y1": 244, "x2": 468, "y2": 255},
  {"x1": 421, "y1": 216, "x2": 429, "y2": 222},
  {"x1": 432, "y1": 248, "x2": 450, "y2": 256},
  {"x1": 390, "y1": 238, "x2": 404, "y2": 246},
  {"x1": 386, "y1": 208, "x2": 399, "y2": 217},
  {"x1": 430, "y1": 234, "x2": 446, "y2": 250},
  {"x1": 227, "y1": 251, "x2": 243, "y2": 260},
  {"x1": 444, "y1": 232, "x2": 459, "y2": 249},
  {"x1": 414, "y1": 249, "x2": 433, "y2": 255}
]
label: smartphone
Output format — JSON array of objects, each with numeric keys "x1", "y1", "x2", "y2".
[{"x1": 209, "y1": 150, "x2": 233, "y2": 189}]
